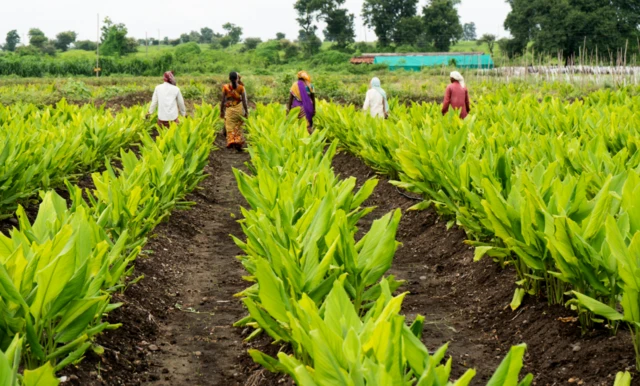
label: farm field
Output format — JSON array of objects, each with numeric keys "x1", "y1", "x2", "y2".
[{"x1": 2, "y1": 77, "x2": 640, "y2": 386}]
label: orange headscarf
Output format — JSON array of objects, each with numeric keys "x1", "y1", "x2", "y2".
[{"x1": 291, "y1": 71, "x2": 314, "y2": 101}]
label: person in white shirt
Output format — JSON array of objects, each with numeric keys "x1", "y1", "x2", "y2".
[
  {"x1": 146, "y1": 71, "x2": 187, "y2": 127},
  {"x1": 363, "y1": 77, "x2": 389, "y2": 118}
]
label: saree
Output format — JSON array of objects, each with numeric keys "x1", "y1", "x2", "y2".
[
  {"x1": 223, "y1": 83, "x2": 246, "y2": 149},
  {"x1": 290, "y1": 78, "x2": 315, "y2": 132}
]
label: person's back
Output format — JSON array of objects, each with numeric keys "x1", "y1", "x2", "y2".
[
  {"x1": 442, "y1": 82, "x2": 471, "y2": 119},
  {"x1": 363, "y1": 77, "x2": 389, "y2": 118},
  {"x1": 364, "y1": 88, "x2": 385, "y2": 118},
  {"x1": 152, "y1": 82, "x2": 186, "y2": 122},
  {"x1": 442, "y1": 72, "x2": 470, "y2": 119}
]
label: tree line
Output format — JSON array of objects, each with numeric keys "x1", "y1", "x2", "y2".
[
  {"x1": 1, "y1": 0, "x2": 638, "y2": 61},
  {"x1": 502, "y1": 0, "x2": 640, "y2": 62}
]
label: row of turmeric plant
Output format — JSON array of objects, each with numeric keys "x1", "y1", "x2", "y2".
[
  {"x1": 0, "y1": 100, "x2": 149, "y2": 218},
  {"x1": 232, "y1": 104, "x2": 535, "y2": 385},
  {"x1": 0, "y1": 104, "x2": 218, "y2": 384},
  {"x1": 316, "y1": 87, "x2": 640, "y2": 372}
]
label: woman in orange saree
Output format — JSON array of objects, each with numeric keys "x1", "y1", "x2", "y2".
[{"x1": 220, "y1": 72, "x2": 249, "y2": 150}]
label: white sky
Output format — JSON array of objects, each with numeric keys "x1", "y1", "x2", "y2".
[{"x1": 1, "y1": 0, "x2": 511, "y2": 44}]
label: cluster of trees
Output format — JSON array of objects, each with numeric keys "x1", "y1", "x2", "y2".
[
  {"x1": 172, "y1": 23, "x2": 244, "y2": 48},
  {"x1": 0, "y1": 18, "x2": 135, "y2": 57},
  {"x1": 503, "y1": 0, "x2": 640, "y2": 60},
  {"x1": 1, "y1": 28, "x2": 87, "y2": 56},
  {"x1": 362, "y1": 0, "x2": 464, "y2": 52}
]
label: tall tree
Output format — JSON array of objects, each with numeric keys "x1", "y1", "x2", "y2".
[
  {"x1": 100, "y1": 17, "x2": 138, "y2": 56},
  {"x1": 323, "y1": 7, "x2": 356, "y2": 48},
  {"x1": 200, "y1": 27, "x2": 214, "y2": 43},
  {"x1": 222, "y1": 23, "x2": 243, "y2": 45},
  {"x1": 28, "y1": 28, "x2": 47, "y2": 48},
  {"x1": 477, "y1": 33, "x2": 496, "y2": 55},
  {"x1": 294, "y1": 0, "x2": 323, "y2": 55},
  {"x1": 422, "y1": 0, "x2": 463, "y2": 52},
  {"x1": 294, "y1": 0, "x2": 354, "y2": 51},
  {"x1": 362, "y1": 0, "x2": 419, "y2": 47},
  {"x1": 4, "y1": 30, "x2": 20, "y2": 52},
  {"x1": 392, "y1": 16, "x2": 425, "y2": 47},
  {"x1": 54, "y1": 31, "x2": 77, "y2": 51},
  {"x1": 276, "y1": 32, "x2": 286, "y2": 40},
  {"x1": 505, "y1": 0, "x2": 640, "y2": 60},
  {"x1": 462, "y1": 22, "x2": 477, "y2": 40}
]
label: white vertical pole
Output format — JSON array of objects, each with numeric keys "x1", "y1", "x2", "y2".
[{"x1": 96, "y1": 14, "x2": 100, "y2": 78}]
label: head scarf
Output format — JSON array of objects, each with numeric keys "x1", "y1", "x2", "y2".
[
  {"x1": 370, "y1": 77, "x2": 389, "y2": 112},
  {"x1": 163, "y1": 71, "x2": 176, "y2": 86},
  {"x1": 450, "y1": 71, "x2": 465, "y2": 88},
  {"x1": 291, "y1": 71, "x2": 314, "y2": 101},
  {"x1": 297, "y1": 71, "x2": 311, "y2": 86}
]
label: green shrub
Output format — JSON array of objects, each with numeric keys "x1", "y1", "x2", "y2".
[
  {"x1": 309, "y1": 50, "x2": 351, "y2": 66},
  {"x1": 175, "y1": 42, "x2": 202, "y2": 62}
]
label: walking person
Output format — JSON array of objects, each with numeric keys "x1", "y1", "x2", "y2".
[
  {"x1": 363, "y1": 77, "x2": 389, "y2": 118},
  {"x1": 286, "y1": 71, "x2": 316, "y2": 134},
  {"x1": 220, "y1": 71, "x2": 249, "y2": 151},
  {"x1": 147, "y1": 71, "x2": 187, "y2": 127},
  {"x1": 442, "y1": 71, "x2": 471, "y2": 119}
]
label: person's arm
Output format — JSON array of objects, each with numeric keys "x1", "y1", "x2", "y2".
[
  {"x1": 286, "y1": 94, "x2": 294, "y2": 114},
  {"x1": 147, "y1": 88, "x2": 158, "y2": 118},
  {"x1": 220, "y1": 93, "x2": 227, "y2": 119},
  {"x1": 311, "y1": 92, "x2": 316, "y2": 113},
  {"x1": 177, "y1": 89, "x2": 187, "y2": 117},
  {"x1": 242, "y1": 90, "x2": 249, "y2": 118},
  {"x1": 465, "y1": 89, "x2": 471, "y2": 113},
  {"x1": 442, "y1": 86, "x2": 452, "y2": 116},
  {"x1": 363, "y1": 91, "x2": 370, "y2": 111}
]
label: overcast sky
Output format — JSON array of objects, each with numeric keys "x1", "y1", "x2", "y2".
[{"x1": 1, "y1": 0, "x2": 511, "y2": 44}]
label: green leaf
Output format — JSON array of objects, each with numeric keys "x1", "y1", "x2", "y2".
[
  {"x1": 613, "y1": 371, "x2": 632, "y2": 386},
  {"x1": 510, "y1": 288, "x2": 526, "y2": 311},
  {"x1": 572, "y1": 291, "x2": 624, "y2": 321},
  {"x1": 23, "y1": 362, "x2": 60, "y2": 386},
  {"x1": 487, "y1": 344, "x2": 529, "y2": 386}
]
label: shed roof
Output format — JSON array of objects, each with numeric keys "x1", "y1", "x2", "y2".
[{"x1": 350, "y1": 57, "x2": 375, "y2": 64}]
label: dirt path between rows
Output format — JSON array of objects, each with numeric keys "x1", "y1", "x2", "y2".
[{"x1": 63, "y1": 135, "x2": 286, "y2": 386}]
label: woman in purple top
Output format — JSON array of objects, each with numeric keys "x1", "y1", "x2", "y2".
[{"x1": 286, "y1": 71, "x2": 316, "y2": 134}]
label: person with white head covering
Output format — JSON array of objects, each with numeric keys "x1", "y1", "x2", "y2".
[
  {"x1": 442, "y1": 71, "x2": 471, "y2": 119},
  {"x1": 363, "y1": 77, "x2": 389, "y2": 118}
]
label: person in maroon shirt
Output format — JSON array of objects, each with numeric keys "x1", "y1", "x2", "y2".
[{"x1": 442, "y1": 71, "x2": 471, "y2": 119}]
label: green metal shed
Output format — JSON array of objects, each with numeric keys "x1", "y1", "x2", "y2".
[{"x1": 364, "y1": 52, "x2": 494, "y2": 70}]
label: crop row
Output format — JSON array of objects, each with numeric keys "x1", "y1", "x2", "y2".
[
  {"x1": 0, "y1": 100, "x2": 149, "y2": 218},
  {"x1": 0, "y1": 104, "x2": 218, "y2": 384},
  {"x1": 317, "y1": 88, "x2": 640, "y2": 375},
  {"x1": 232, "y1": 104, "x2": 536, "y2": 385}
]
